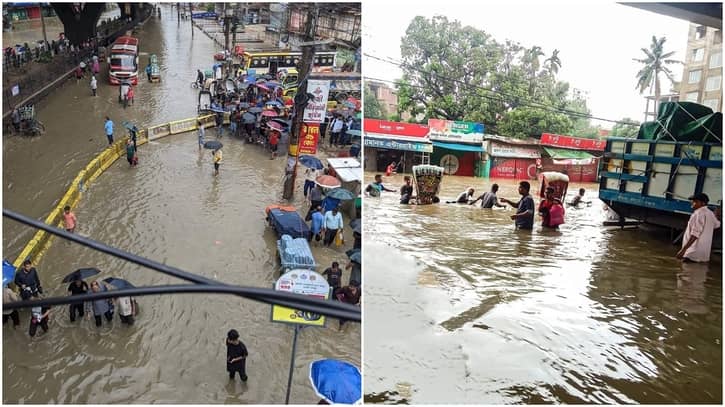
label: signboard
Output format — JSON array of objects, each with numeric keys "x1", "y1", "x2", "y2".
[
  {"x1": 428, "y1": 119, "x2": 484, "y2": 143},
  {"x1": 540, "y1": 133, "x2": 606, "y2": 151},
  {"x1": 302, "y1": 80, "x2": 330, "y2": 123},
  {"x1": 299, "y1": 123, "x2": 320, "y2": 155},
  {"x1": 271, "y1": 269, "x2": 330, "y2": 327},
  {"x1": 490, "y1": 157, "x2": 538, "y2": 180},
  {"x1": 364, "y1": 119, "x2": 429, "y2": 139},
  {"x1": 489, "y1": 141, "x2": 541, "y2": 158},
  {"x1": 364, "y1": 137, "x2": 433, "y2": 153}
]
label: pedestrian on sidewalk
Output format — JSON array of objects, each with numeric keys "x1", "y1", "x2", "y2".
[
  {"x1": 90, "y1": 75, "x2": 97, "y2": 96},
  {"x1": 104, "y1": 116, "x2": 114, "y2": 145}
]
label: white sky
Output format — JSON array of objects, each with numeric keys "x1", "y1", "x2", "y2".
[{"x1": 362, "y1": 0, "x2": 692, "y2": 128}]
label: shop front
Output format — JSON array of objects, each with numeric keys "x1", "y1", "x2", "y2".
[
  {"x1": 428, "y1": 119, "x2": 485, "y2": 177},
  {"x1": 487, "y1": 139, "x2": 541, "y2": 180},
  {"x1": 363, "y1": 119, "x2": 432, "y2": 173},
  {"x1": 539, "y1": 133, "x2": 605, "y2": 182}
]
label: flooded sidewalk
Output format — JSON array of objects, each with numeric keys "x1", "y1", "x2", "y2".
[{"x1": 363, "y1": 173, "x2": 722, "y2": 404}]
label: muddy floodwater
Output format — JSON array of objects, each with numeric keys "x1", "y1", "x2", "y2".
[
  {"x1": 3, "y1": 7, "x2": 359, "y2": 403},
  {"x1": 363, "y1": 172, "x2": 721, "y2": 404}
]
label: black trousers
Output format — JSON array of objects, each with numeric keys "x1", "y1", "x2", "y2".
[
  {"x1": 29, "y1": 318, "x2": 48, "y2": 336},
  {"x1": 120, "y1": 314, "x2": 135, "y2": 325},
  {"x1": 228, "y1": 360, "x2": 247, "y2": 380},
  {"x1": 69, "y1": 303, "x2": 85, "y2": 322},
  {"x1": 324, "y1": 228, "x2": 339, "y2": 246},
  {"x1": 3, "y1": 311, "x2": 20, "y2": 326},
  {"x1": 94, "y1": 311, "x2": 113, "y2": 327}
]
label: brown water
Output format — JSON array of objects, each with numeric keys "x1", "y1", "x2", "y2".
[
  {"x1": 3, "y1": 7, "x2": 359, "y2": 403},
  {"x1": 363, "y1": 172, "x2": 721, "y2": 404}
]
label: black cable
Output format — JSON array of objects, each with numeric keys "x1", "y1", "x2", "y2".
[
  {"x1": 4, "y1": 284, "x2": 361, "y2": 321},
  {"x1": 3, "y1": 209, "x2": 361, "y2": 322}
]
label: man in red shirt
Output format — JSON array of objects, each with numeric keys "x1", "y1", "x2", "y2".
[{"x1": 269, "y1": 130, "x2": 279, "y2": 159}]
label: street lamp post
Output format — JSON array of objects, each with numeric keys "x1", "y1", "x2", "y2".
[{"x1": 224, "y1": 6, "x2": 233, "y2": 52}]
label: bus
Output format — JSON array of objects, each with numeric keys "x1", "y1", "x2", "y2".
[
  {"x1": 107, "y1": 35, "x2": 139, "y2": 85},
  {"x1": 241, "y1": 50, "x2": 336, "y2": 75}
]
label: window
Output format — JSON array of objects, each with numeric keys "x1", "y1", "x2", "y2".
[
  {"x1": 706, "y1": 75, "x2": 721, "y2": 91},
  {"x1": 693, "y1": 48, "x2": 705, "y2": 62},
  {"x1": 689, "y1": 69, "x2": 702, "y2": 84},
  {"x1": 695, "y1": 25, "x2": 707, "y2": 40},
  {"x1": 710, "y1": 52, "x2": 722, "y2": 68},
  {"x1": 685, "y1": 91, "x2": 700, "y2": 102},
  {"x1": 703, "y1": 98, "x2": 720, "y2": 111}
]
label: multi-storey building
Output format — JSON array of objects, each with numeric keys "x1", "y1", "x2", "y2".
[{"x1": 679, "y1": 23, "x2": 722, "y2": 112}]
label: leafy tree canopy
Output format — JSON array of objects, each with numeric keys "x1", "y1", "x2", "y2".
[
  {"x1": 610, "y1": 118, "x2": 641, "y2": 138},
  {"x1": 364, "y1": 84, "x2": 386, "y2": 119}
]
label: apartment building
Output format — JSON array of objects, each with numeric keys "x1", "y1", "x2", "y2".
[{"x1": 679, "y1": 23, "x2": 723, "y2": 112}]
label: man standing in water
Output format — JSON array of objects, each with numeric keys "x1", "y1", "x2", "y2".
[
  {"x1": 104, "y1": 116, "x2": 114, "y2": 145},
  {"x1": 500, "y1": 181, "x2": 535, "y2": 230},
  {"x1": 470, "y1": 184, "x2": 505, "y2": 208},
  {"x1": 677, "y1": 193, "x2": 721, "y2": 262}
]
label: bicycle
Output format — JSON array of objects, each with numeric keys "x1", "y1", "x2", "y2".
[{"x1": 190, "y1": 81, "x2": 201, "y2": 89}]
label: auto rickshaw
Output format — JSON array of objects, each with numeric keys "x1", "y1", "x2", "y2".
[{"x1": 149, "y1": 54, "x2": 161, "y2": 83}]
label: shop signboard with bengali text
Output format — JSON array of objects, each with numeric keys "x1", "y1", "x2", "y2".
[
  {"x1": 428, "y1": 119, "x2": 484, "y2": 143},
  {"x1": 489, "y1": 141, "x2": 541, "y2": 158},
  {"x1": 271, "y1": 269, "x2": 330, "y2": 327},
  {"x1": 299, "y1": 123, "x2": 320, "y2": 155},
  {"x1": 302, "y1": 80, "x2": 330, "y2": 123},
  {"x1": 364, "y1": 137, "x2": 433, "y2": 153},
  {"x1": 540, "y1": 133, "x2": 606, "y2": 151}
]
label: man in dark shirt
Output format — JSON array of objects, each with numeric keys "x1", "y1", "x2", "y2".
[
  {"x1": 500, "y1": 181, "x2": 535, "y2": 230},
  {"x1": 366, "y1": 174, "x2": 395, "y2": 197},
  {"x1": 470, "y1": 184, "x2": 505, "y2": 208},
  {"x1": 322, "y1": 262, "x2": 343, "y2": 289},
  {"x1": 400, "y1": 176, "x2": 414, "y2": 204},
  {"x1": 14, "y1": 260, "x2": 42, "y2": 296},
  {"x1": 67, "y1": 279, "x2": 89, "y2": 322}
]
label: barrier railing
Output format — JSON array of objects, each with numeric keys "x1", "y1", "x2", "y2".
[{"x1": 12, "y1": 113, "x2": 216, "y2": 269}]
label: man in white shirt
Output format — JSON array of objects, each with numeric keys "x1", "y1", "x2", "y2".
[
  {"x1": 323, "y1": 206, "x2": 344, "y2": 247},
  {"x1": 330, "y1": 115, "x2": 344, "y2": 147},
  {"x1": 304, "y1": 167, "x2": 318, "y2": 198},
  {"x1": 677, "y1": 193, "x2": 721, "y2": 262}
]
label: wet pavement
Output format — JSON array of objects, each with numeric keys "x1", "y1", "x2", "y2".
[
  {"x1": 3, "y1": 6, "x2": 359, "y2": 403},
  {"x1": 363, "y1": 173, "x2": 721, "y2": 404}
]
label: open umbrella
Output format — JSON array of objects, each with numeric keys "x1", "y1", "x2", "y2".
[
  {"x1": 203, "y1": 140, "x2": 223, "y2": 150},
  {"x1": 261, "y1": 74, "x2": 274, "y2": 80},
  {"x1": 326, "y1": 187, "x2": 355, "y2": 201},
  {"x1": 271, "y1": 118, "x2": 290, "y2": 127},
  {"x1": 309, "y1": 359, "x2": 361, "y2": 405},
  {"x1": 267, "y1": 120, "x2": 285, "y2": 131},
  {"x1": 103, "y1": 277, "x2": 136, "y2": 290},
  {"x1": 349, "y1": 219, "x2": 361, "y2": 234},
  {"x1": 248, "y1": 107, "x2": 263, "y2": 113},
  {"x1": 239, "y1": 102, "x2": 250, "y2": 109},
  {"x1": 265, "y1": 100, "x2": 283, "y2": 108},
  {"x1": 266, "y1": 81, "x2": 281, "y2": 88},
  {"x1": 261, "y1": 110, "x2": 278, "y2": 117},
  {"x1": 346, "y1": 248, "x2": 361, "y2": 264},
  {"x1": 61, "y1": 267, "x2": 101, "y2": 283},
  {"x1": 346, "y1": 129, "x2": 361, "y2": 137},
  {"x1": 315, "y1": 175, "x2": 341, "y2": 189},
  {"x1": 242, "y1": 112, "x2": 256, "y2": 123},
  {"x1": 256, "y1": 83, "x2": 270, "y2": 92},
  {"x1": 3, "y1": 260, "x2": 15, "y2": 287},
  {"x1": 299, "y1": 155, "x2": 324, "y2": 170}
]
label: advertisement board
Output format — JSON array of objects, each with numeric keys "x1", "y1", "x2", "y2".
[
  {"x1": 489, "y1": 141, "x2": 541, "y2": 158},
  {"x1": 302, "y1": 80, "x2": 331, "y2": 123},
  {"x1": 364, "y1": 119, "x2": 429, "y2": 139},
  {"x1": 540, "y1": 133, "x2": 606, "y2": 151},
  {"x1": 271, "y1": 269, "x2": 330, "y2": 327},
  {"x1": 364, "y1": 137, "x2": 433, "y2": 153},
  {"x1": 428, "y1": 119, "x2": 484, "y2": 143},
  {"x1": 298, "y1": 123, "x2": 320, "y2": 155}
]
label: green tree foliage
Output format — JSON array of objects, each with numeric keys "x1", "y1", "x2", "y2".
[
  {"x1": 634, "y1": 36, "x2": 680, "y2": 109},
  {"x1": 364, "y1": 84, "x2": 386, "y2": 119},
  {"x1": 610, "y1": 118, "x2": 641, "y2": 138},
  {"x1": 396, "y1": 16, "x2": 585, "y2": 138}
]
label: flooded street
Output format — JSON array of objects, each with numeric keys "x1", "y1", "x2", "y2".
[
  {"x1": 364, "y1": 173, "x2": 721, "y2": 404},
  {"x1": 3, "y1": 6, "x2": 359, "y2": 403}
]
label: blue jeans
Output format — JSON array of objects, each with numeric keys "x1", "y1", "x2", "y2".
[
  {"x1": 106, "y1": 133, "x2": 113, "y2": 145},
  {"x1": 230, "y1": 122, "x2": 237, "y2": 136},
  {"x1": 304, "y1": 180, "x2": 316, "y2": 197}
]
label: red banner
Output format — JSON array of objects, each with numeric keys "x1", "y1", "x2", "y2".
[
  {"x1": 299, "y1": 123, "x2": 320, "y2": 155},
  {"x1": 364, "y1": 119, "x2": 429, "y2": 138},
  {"x1": 540, "y1": 133, "x2": 606, "y2": 151},
  {"x1": 490, "y1": 157, "x2": 538, "y2": 180}
]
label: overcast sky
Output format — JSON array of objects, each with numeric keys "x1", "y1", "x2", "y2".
[{"x1": 362, "y1": 1, "x2": 692, "y2": 128}]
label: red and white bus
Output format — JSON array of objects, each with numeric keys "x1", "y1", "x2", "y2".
[{"x1": 107, "y1": 35, "x2": 139, "y2": 85}]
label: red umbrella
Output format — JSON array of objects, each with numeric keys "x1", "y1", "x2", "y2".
[
  {"x1": 315, "y1": 175, "x2": 341, "y2": 189},
  {"x1": 284, "y1": 98, "x2": 294, "y2": 106},
  {"x1": 261, "y1": 110, "x2": 278, "y2": 117}
]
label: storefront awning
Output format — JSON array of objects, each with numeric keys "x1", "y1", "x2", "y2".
[
  {"x1": 543, "y1": 147, "x2": 596, "y2": 165},
  {"x1": 364, "y1": 135, "x2": 433, "y2": 153},
  {"x1": 432, "y1": 141, "x2": 484, "y2": 152}
]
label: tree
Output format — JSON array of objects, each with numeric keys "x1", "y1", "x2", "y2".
[
  {"x1": 633, "y1": 36, "x2": 680, "y2": 112},
  {"x1": 497, "y1": 107, "x2": 572, "y2": 139},
  {"x1": 364, "y1": 84, "x2": 386, "y2": 119},
  {"x1": 544, "y1": 49, "x2": 561, "y2": 75},
  {"x1": 610, "y1": 118, "x2": 640, "y2": 138}
]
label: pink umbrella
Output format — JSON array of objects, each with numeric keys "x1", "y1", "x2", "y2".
[
  {"x1": 315, "y1": 175, "x2": 341, "y2": 189},
  {"x1": 268, "y1": 121, "x2": 284, "y2": 130},
  {"x1": 257, "y1": 83, "x2": 270, "y2": 92},
  {"x1": 261, "y1": 110, "x2": 278, "y2": 117}
]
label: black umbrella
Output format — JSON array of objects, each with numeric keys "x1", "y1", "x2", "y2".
[
  {"x1": 346, "y1": 248, "x2": 361, "y2": 264},
  {"x1": 62, "y1": 267, "x2": 101, "y2": 283},
  {"x1": 242, "y1": 112, "x2": 256, "y2": 123},
  {"x1": 248, "y1": 107, "x2": 263, "y2": 113},
  {"x1": 239, "y1": 102, "x2": 250, "y2": 109},
  {"x1": 349, "y1": 219, "x2": 361, "y2": 234},
  {"x1": 103, "y1": 277, "x2": 136, "y2": 290},
  {"x1": 204, "y1": 140, "x2": 223, "y2": 150}
]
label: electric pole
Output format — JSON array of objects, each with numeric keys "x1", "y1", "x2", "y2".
[
  {"x1": 224, "y1": 5, "x2": 232, "y2": 52},
  {"x1": 283, "y1": 6, "x2": 317, "y2": 200},
  {"x1": 189, "y1": 3, "x2": 193, "y2": 38},
  {"x1": 39, "y1": 5, "x2": 48, "y2": 47},
  {"x1": 176, "y1": 2, "x2": 180, "y2": 23}
]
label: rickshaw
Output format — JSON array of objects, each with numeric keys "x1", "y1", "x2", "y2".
[
  {"x1": 13, "y1": 105, "x2": 45, "y2": 137},
  {"x1": 538, "y1": 171, "x2": 569, "y2": 201},
  {"x1": 198, "y1": 90, "x2": 212, "y2": 114},
  {"x1": 149, "y1": 54, "x2": 161, "y2": 82},
  {"x1": 412, "y1": 165, "x2": 444, "y2": 205}
]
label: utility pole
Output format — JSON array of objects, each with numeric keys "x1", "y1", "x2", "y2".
[
  {"x1": 189, "y1": 3, "x2": 194, "y2": 38},
  {"x1": 224, "y1": 4, "x2": 232, "y2": 52},
  {"x1": 177, "y1": 2, "x2": 180, "y2": 23},
  {"x1": 39, "y1": 5, "x2": 48, "y2": 47},
  {"x1": 283, "y1": 6, "x2": 317, "y2": 199}
]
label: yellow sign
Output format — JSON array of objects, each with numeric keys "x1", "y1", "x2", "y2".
[{"x1": 271, "y1": 269, "x2": 330, "y2": 327}]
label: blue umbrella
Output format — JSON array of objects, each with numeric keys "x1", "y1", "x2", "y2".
[
  {"x1": 299, "y1": 155, "x2": 324, "y2": 170},
  {"x1": 3, "y1": 260, "x2": 16, "y2": 287},
  {"x1": 103, "y1": 277, "x2": 136, "y2": 290},
  {"x1": 309, "y1": 359, "x2": 361, "y2": 405},
  {"x1": 248, "y1": 107, "x2": 263, "y2": 113},
  {"x1": 327, "y1": 187, "x2": 355, "y2": 201},
  {"x1": 265, "y1": 100, "x2": 283, "y2": 108}
]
